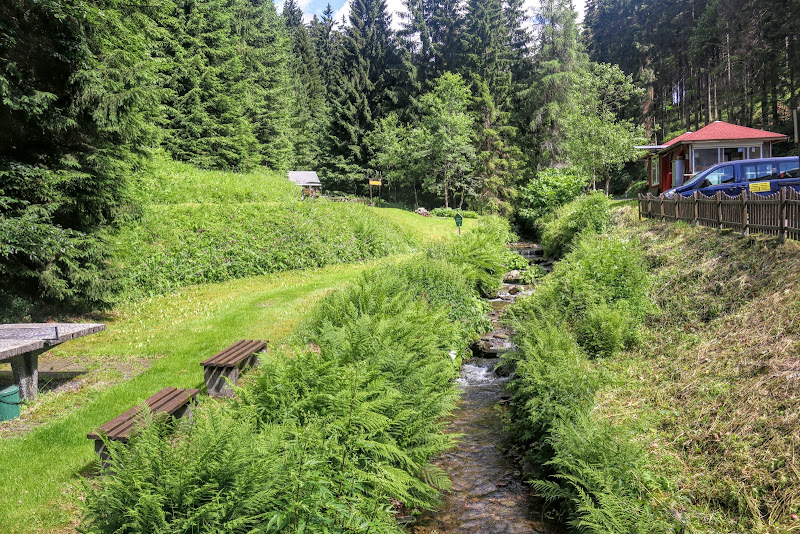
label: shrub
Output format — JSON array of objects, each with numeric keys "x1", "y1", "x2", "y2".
[
  {"x1": 624, "y1": 179, "x2": 648, "y2": 199},
  {"x1": 503, "y1": 317, "x2": 600, "y2": 466},
  {"x1": 541, "y1": 193, "x2": 611, "y2": 258},
  {"x1": 431, "y1": 216, "x2": 514, "y2": 297},
  {"x1": 532, "y1": 414, "x2": 673, "y2": 533},
  {"x1": 429, "y1": 207, "x2": 479, "y2": 218},
  {"x1": 517, "y1": 168, "x2": 589, "y2": 232}
]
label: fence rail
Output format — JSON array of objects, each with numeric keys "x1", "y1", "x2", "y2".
[{"x1": 638, "y1": 187, "x2": 800, "y2": 243}]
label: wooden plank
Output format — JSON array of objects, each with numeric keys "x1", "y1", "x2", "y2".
[
  {"x1": 88, "y1": 387, "x2": 199, "y2": 442},
  {"x1": 201, "y1": 340, "x2": 267, "y2": 368}
]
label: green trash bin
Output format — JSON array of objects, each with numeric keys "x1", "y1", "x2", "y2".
[{"x1": 0, "y1": 385, "x2": 20, "y2": 421}]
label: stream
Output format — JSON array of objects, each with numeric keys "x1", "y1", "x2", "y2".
[{"x1": 410, "y1": 245, "x2": 563, "y2": 534}]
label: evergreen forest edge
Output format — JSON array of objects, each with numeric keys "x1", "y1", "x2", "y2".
[{"x1": 5, "y1": 0, "x2": 799, "y2": 314}]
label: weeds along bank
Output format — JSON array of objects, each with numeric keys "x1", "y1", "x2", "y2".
[
  {"x1": 506, "y1": 195, "x2": 800, "y2": 532},
  {"x1": 81, "y1": 218, "x2": 521, "y2": 533},
  {"x1": 112, "y1": 159, "x2": 413, "y2": 299}
]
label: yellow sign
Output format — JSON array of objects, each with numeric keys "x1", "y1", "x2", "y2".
[
  {"x1": 749, "y1": 181, "x2": 770, "y2": 193},
  {"x1": 369, "y1": 180, "x2": 382, "y2": 186}
]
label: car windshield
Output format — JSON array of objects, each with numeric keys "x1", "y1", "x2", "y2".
[{"x1": 681, "y1": 167, "x2": 715, "y2": 189}]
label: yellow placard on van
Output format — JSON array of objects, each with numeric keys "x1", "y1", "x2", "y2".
[{"x1": 749, "y1": 181, "x2": 771, "y2": 193}]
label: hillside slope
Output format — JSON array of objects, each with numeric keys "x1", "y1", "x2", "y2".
[
  {"x1": 113, "y1": 158, "x2": 467, "y2": 299},
  {"x1": 605, "y1": 209, "x2": 800, "y2": 532}
]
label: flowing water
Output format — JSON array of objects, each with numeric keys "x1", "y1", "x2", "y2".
[{"x1": 410, "y1": 245, "x2": 563, "y2": 534}]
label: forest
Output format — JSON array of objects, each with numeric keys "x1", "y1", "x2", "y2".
[{"x1": 1, "y1": 0, "x2": 798, "y2": 310}]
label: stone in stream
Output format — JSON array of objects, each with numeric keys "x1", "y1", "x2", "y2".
[{"x1": 503, "y1": 270, "x2": 522, "y2": 283}]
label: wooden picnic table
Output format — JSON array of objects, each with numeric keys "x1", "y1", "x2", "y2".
[{"x1": 0, "y1": 323, "x2": 105, "y2": 402}]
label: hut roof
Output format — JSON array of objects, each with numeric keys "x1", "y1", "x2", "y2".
[{"x1": 288, "y1": 171, "x2": 321, "y2": 187}]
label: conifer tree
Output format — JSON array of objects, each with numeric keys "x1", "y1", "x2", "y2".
[
  {"x1": 283, "y1": 0, "x2": 328, "y2": 169},
  {"x1": 1, "y1": 0, "x2": 160, "y2": 308},
  {"x1": 430, "y1": 0, "x2": 465, "y2": 76},
  {"x1": 459, "y1": 0, "x2": 521, "y2": 215},
  {"x1": 522, "y1": 0, "x2": 587, "y2": 167},
  {"x1": 324, "y1": 0, "x2": 400, "y2": 192},
  {"x1": 160, "y1": 0, "x2": 258, "y2": 170},
  {"x1": 232, "y1": 0, "x2": 295, "y2": 171}
]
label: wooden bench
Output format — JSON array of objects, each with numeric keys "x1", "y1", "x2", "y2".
[
  {"x1": 87, "y1": 387, "x2": 199, "y2": 457},
  {"x1": 201, "y1": 339, "x2": 267, "y2": 397}
]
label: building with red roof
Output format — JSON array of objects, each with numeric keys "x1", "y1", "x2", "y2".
[{"x1": 640, "y1": 121, "x2": 788, "y2": 193}]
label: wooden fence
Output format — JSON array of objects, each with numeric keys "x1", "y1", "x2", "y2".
[{"x1": 638, "y1": 187, "x2": 800, "y2": 243}]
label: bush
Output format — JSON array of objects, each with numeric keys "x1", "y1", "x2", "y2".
[
  {"x1": 431, "y1": 216, "x2": 515, "y2": 297},
  {"x1": 429, "y1": 207, "x2": 479, "y2": 218},
  {"x1": 517, "y1": 168, "x2": 589, "y2": 232},
  {"x1": 532, "y1": 414, "x2": 673, "y2": 533},
  {"x1": 541, "y1": 193, "x2": 611, "y2": 258},
  {"x1": 623, "y1": 180, "x2": 648, "y2": 199},
  {"x1": 503, "y1": 317, "x2": 600, "y2": 465}
]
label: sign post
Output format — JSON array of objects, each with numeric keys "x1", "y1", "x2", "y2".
[
  {"x1": 454, "y1": 212, "x2": 463, "y2": 235},
  {"x1": 368, "y1": 178, "x2": 381, "y2": 206}
]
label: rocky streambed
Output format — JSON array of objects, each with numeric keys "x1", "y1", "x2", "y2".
[{"x1": 410, "y1": 244, "x2": 563, "y2": 534}]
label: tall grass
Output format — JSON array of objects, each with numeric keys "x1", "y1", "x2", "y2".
[
  {"x1": 129, "y1": 156, "x2": 299, "y2": 205},
  {"x1": 113, "y1": 202, "x2": 412, "y2": 297}
]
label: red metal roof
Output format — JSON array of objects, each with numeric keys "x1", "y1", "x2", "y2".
[{"x1": 665, "y1": 121, "x2": 787, "y2": 146}]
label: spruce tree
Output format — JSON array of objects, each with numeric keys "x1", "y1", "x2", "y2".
[
  {"x1": 232, "y1": 0, "x2": 295, "y2": 171},
  {"x1": 1, "y1": 0, "x2": 161, "y2": 310},
  {"x1": 283, "y1": 0, "x2": 328, "y2": 169},
  {"x1": 459, "y1": 0, "x2": 521, "y2": 215},
  {"x1": 522, "y1": 0, "x2": 587, "y2": 167},
  {"x1": 160, "y1": 0, "x2": 258, "y2": 170},
  {"x1": 324, "y1": 0, "x2": 400, "y2": 192}
]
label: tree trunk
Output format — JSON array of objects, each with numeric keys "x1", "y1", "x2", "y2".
[{"x1": 444, "y1": 169, "x2": 449, "y2": 208}]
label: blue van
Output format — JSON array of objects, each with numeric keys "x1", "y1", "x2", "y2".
[{"x1": 665, "y1": 156, "x2": 800, "y2": 197}]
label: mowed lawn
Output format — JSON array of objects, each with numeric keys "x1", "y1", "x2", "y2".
[{"x1": 0, "y1": 209, "x2": 471, "y2": 533}]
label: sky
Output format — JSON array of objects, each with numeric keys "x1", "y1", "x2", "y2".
[{"x1": 275, "y1": 0, "x2": 586, "y2": 27}]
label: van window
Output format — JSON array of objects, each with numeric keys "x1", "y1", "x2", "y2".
[
  {"x1": 704, "y1": 165, "x2": 735, "y2": 185},
  {"x1": 779, "y1": 161, "x2": 800, "y2": 177},
  {"x1": 743, "y1": 162, "x2": 773, "y2": 181}
]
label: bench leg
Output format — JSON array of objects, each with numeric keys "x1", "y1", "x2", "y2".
[
  {"x1": 10, "y1": 348, "x2": 45, "y2": 402},
  {"x1": 204, "y1": 367, "x2": 236, "y2": 398}
]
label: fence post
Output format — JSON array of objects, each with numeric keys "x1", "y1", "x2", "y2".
[
  {"x1": 693, "y1": 191, "x2": 699, "y2": 226},
  {"x1": 638, "y1": 194, "x2": 642, "y2": 220},
  {"x1": 779, "y1": 187, "x2": 787, "y2": 244},
  {"x1": 660, "y1": 195, "x2": 665, "y2": 221},
  {"x1": 716, "y1": 191, "x2": 723, "y2": 231},
  {"x1": 742, "y1": 190, "x2": 749, "y2": 237}
]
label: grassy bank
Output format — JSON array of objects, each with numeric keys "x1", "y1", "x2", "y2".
[
  {"x1": 506, "y1": 198, "x2": 800, "y2": 533},
  {"x1": 609, "y1": 210, "x2": 800, "y2": 532},
  {"x1": 0, "y1": 261, "x2": 382, "y2": 532}
]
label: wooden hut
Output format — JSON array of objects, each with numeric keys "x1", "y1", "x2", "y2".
[{"x1": 638, "y1": 121, "x2": 788, "y2": 194}]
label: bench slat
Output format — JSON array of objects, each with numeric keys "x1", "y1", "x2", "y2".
[
  {"x1": 201, "y1": 339, "x2": 267, "y2": 368},
  {"x1": 87, "y1": 387, "x2": 198, "y2": 442}
]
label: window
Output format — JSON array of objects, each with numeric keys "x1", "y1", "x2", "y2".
[
  {"x1": 694, "y1": 148, "x2": 719, "y2": 172},
  {"x1": 704, "y1": 165, "x2": 735, "y2": 185},
  {"x1": 779, "y1": 161, "x2": 800, "y2": 177},
  {"x1": 651, "y1": 157, "x2": 660, "y2": 186},
  {"x1": 747, "y1": 146, "x2": 761, "y2": 159},
  {"x1": 742, "y1": 163, "x2": 773, "y2": 181},
  {"x1": 723, "y1": 147, "x2": 744, "y2": 162}
]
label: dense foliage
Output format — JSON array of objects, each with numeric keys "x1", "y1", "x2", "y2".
[
  {"x1": 81, "y1": 221, "x2": 510, "y2": 533},
  {"x1": 584, "y1": 0, "x2": 800, "y2": 143},
  {"x1": 504, "y1": 210, "x2": 663, "y2": 532}
]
